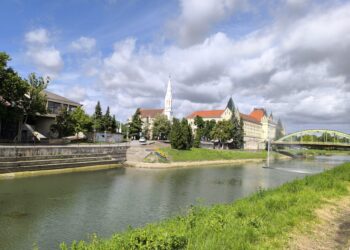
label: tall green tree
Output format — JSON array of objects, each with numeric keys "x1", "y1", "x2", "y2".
[
  {"x1": 202, "y1": 119, "x2": 216, "y2": 140},
  {"x1": 211, "y1": 120, "x2": 234, "y2": 148},
  {"x1": 129, "y1": 108, "x2": 143, "y2": 139},
  {"x1": 237, "y1": 118, "x2": 244, "y2": 148},
  {"x1": 193, "y1": 116, "x2": 205, "y2": 148},
  {"x1": 103, "y1": 106, "x2": 113, "y2": 132},
  {"x1": 0, "y1": 53, "x2": 28, "y2": 117},
  {"x1": 92, "y1": 101, "x2": 103, "y2": 132},
  {"x1": 170, "y1": 118, "x2": 182, "y2": 149},
  {"x1": 0, "y1": 52, "x2": 29, "y2": 122},
  {"x1": 51, "y1": 107, "x2": 74, "y2": 137},
  {"x1": 275, "y1": 119, "x2": 284, "y2": 140},
  {"x1": 0, "y1": 53, "x2": 48, "y2": 141},
  {"x1": 24, "y1": 73, "x2": 48, "y2": 123},
  {"x1": 111, "y1": 115, "x2": 118, "y2": 133},
  {"x1": 70, "y1": 106, "x2": 93, "y2": 134},
  {"x1": 152, "y1": 114, "x2": 171, "y2": 140},
  {"x1": 230, "y1": 111, "x2": 240, "y2": 148},
  {"x1": 181, "y1": 118, "x2": 193, "y2": 150}
]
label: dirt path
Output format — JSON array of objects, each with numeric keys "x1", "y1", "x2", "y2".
[{"x1": 289, "y1": 194, "x2": 350, "y2": 250}]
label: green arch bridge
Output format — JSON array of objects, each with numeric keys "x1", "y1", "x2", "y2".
[{"x1": 272, "y1": 129, "x2": 350, "y2": 149}]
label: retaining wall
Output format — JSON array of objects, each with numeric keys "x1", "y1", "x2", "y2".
[{"x1": 0, "y1": 144, "x2": 128, "y2": 158}]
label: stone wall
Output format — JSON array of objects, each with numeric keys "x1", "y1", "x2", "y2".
[
  {"x1": 0, "y1": 144, "x2": 128, "y2": 174},
  {"x1": 0, "y1": 144, "x2": 128, "y2": 158}
]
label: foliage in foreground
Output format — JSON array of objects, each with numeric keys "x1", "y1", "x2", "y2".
[
  {"x1": 159, "y1": 147, "x2": 267, "y2": 162},
  {"x1": 59, "y1": 162, "x2": 350, "y2": 250}
]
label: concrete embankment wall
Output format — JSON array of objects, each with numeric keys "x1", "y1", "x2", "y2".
[
  {"x1": 0, "y1": 144, "x2": 128, "y2": 174},
  {"x1": 0, "y1": 144, "x2": 127, "y2": 157}
]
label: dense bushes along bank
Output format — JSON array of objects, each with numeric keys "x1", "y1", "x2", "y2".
[{"x1": 60, "y1": 162, "x2": 350, "y2": 250}]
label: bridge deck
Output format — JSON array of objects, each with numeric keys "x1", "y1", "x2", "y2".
[{"x1": 272, "y1": 141, "x2": 350, "y2": 147}]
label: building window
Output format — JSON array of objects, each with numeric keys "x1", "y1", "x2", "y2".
[
  {"x1": 68, "y1": 105, "x2": 77, "y2": 112},
  {"x1": 47, "y1": 101, "x2": 62, "y2": 114}
]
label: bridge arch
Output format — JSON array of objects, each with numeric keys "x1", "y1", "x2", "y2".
[{"x1": 275, "y1": 129, "x2": 350, "y2": 144}]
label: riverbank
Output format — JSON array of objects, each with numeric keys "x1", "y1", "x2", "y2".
[
  {"x1": 159, "y1": 147, "x2": 268, "y2": 162},
  {"x1": 127, "y1": 147, "x2": 289, "y2": 168},
  {"x1": 126, "y1": 158, "x2": 267, "y2": 168},
  {"x1": 59, "y1": 162, "x2": 350, "y2": 249}
]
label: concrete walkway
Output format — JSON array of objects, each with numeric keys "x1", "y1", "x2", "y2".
[{"x1": 126, "y1": 141, "x2": 169, "y2": 163}]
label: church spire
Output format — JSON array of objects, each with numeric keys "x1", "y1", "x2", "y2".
[{"x1": 164, "y1": 76, "x2": 173, "y2": 120}]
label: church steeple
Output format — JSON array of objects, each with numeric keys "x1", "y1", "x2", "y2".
[{"x1": 164, "y1": 76, "x2": 173, "y2": 120}]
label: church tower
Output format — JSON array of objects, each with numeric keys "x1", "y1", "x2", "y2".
[{"x1": 164, "y1": 76, "x2": 173, "y2": 120}]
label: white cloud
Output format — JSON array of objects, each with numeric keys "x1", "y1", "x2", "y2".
[
  {"x1": 25, "y1": 28, "x2": 49, "y2": 45},
  {"x1": 24, "y1": 28, "x2": 63, "y2": 78},
  {"x1": 70, "y1": 36, "x2": 96, "y2": 53},
  {"x1": 88, "y1": 1, "x2": 350, "y2": 132},
  {"x1": 168, "y1": 0, "x2": 246, "y2": 46}
]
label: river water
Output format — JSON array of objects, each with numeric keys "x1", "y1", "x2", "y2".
[{"x1": 0, "y1": 155, "x2": 349, "y2": 250}]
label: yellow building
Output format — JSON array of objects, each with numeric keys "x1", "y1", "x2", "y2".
[{"x1": 187, "y1": 99, "x2": 281, "y2": 150}]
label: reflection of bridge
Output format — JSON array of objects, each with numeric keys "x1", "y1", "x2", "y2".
[{"x1": 272, "y1": 129, "x2": 350, "y2": 149}]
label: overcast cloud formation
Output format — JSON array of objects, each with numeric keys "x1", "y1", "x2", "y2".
[{"x1": 4, "y1": 0, "x2": 350, "y2": 132}]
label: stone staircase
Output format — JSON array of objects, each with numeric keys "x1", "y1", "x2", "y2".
[
  {"x1": 126, "y1": 146, "x2": 153, "y2": 162},
  {"x1": 0, "y1": 145, "x2": 128, "y2": 173}
]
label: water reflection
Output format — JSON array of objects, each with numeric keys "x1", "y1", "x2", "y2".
[{"x1": 0, "y1": 155, "x2": 349, "y2": 250}]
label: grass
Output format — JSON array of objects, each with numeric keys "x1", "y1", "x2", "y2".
[
  {"x1": 157, "y1": 147, "x2": 268, "y2": 162},
  {"x1": 59, "y1": 162, "x2": 350, "y2": 250}
]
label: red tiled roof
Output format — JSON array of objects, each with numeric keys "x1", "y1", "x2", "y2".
[
  {"x1": 249, "y1": 108, "x2": 267, "y2": 122},
  {"x1": 239, "y1": 113, "x2": 261, "y2": 124},
  {"x1": 140, "y1": 108, "x2": 164, "y2": 118},
  {"x1": 187, "y1": 110, "x2": 225, "y2": 119}
]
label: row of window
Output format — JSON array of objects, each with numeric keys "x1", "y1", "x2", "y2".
[{"x1": 47, "y1": 101, "x2": 77, "y2": 114}]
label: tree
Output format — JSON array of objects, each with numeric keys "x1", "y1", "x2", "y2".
[
  {"x1": 230, "y1": 112, "x2": 240, "y2": 148},
  {"x1": 129, "y1": 108, "x2": 143, "y2": 139},
  {"x1": 0, "y1": 52, "x2": 29, "y2": 140},
  {"x1": 202, "y1": 119, "x2": 216, "y2": 140},
  {"x1": 237, "y1": 118, "x2": 244, "y2": 148},
  {"x1": 23, "y1": 73, "x2": 48, "y2": 123},
  {"x1": 0, "y1": 52, "x2": 28, "y2": 119},
  {"x1": 51, "y1": 107, "x2": 75, "y2": 137},
  {"x1": 211, "y1": 120, "x2": 234, "y2": 148},
  {"x1": 181, "y1": 118, "x2": 193, "y2": 150},
  {"x1": 70, "y1": 106, "x2": 93, "y2": 134},
  {"x1": 152, "y1": 114, "x2": 171, "y2": 140},
  {"x1": 111, "y1": 115, "x2": 117, "y2": 133},
  {"x1": 275, "y1": 119, "x2": 284, "y2": 140},
  {"x1": 193, "y1": 116, "x2": 205, "y2": 148},
  {"x1": 103, "y1": 106, "x2": 113, "y2": 132},
  {"x1": 170, "y1": 118, "x2": 192, "y2": 150},
  {"x1": 170, "y1": 118, "x2": 182, "y2": 149},
  {"x1": 0, "y1": 53, "x2": 49, "y2": 141},
  {"x1": 92, "y1": 101, "x2": 103, "y2": 132}
]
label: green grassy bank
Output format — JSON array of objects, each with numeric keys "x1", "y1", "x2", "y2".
[
  {"x1": 60, "y1": 162, "x2": 350, "y2": 250},
  {"x1": 157, "y1": 147, "x2": 268, "y2": 162}
]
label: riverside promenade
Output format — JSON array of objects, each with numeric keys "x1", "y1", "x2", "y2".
[{"x1": 0, "y1": 143, "x2": 128, "y2": 176}]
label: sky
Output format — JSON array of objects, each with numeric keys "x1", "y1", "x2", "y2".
[{"x1": 1, "y1": 0, "x2": 349, "y2": 133}]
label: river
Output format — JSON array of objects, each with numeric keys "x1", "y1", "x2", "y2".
[{"x1": 0, "y1": 155, "x2": 349, "y2": 249}]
